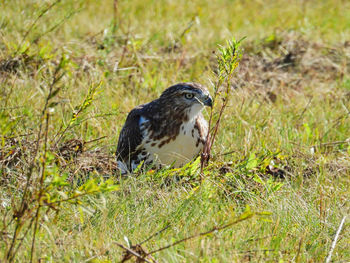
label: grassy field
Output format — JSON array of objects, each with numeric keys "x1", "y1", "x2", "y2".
[{"x1": 1, "y1": 0, "x2": 350, "y2": 262}]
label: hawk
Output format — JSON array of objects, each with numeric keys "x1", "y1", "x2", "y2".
[{"x1": 116, "y1": 82, "x2": 212, "y2": 174}]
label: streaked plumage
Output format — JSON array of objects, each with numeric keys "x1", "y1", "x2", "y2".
[{"x1": 116, "y1": 82, "x2": 212, "y2": 174}]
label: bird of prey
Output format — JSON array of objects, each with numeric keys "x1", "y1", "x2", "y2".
[{"x1": 116, "y1": 82, "x2": 212, "y2": 174}]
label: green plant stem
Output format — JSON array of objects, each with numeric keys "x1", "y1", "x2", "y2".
[{"x1": 30, "y1": 113, "x2": 50, "y2": 263}]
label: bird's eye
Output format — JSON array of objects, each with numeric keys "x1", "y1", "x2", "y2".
[{"x1": 185, "y1": 93, "x2": 194, "y2": 99}]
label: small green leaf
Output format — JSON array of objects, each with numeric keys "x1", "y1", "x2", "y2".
[
  {"x1": 124, "y1": 236, "x2": 132, "y2": 247},
  {"x1": 246, "y1": 153, "x2": 258, "y2": 169}
]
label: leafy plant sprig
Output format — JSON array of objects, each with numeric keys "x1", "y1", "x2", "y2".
[
  {"x1": 3, "y1": 60, "x2": 114, "y2": 263},
  {"x1": 201, "y1": 37, "x2": 245, "y2": 173},
  {"x1": 54, "y1": 81, "x2": 102, "y2": 146}
]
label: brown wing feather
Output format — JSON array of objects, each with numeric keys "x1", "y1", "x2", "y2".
[{"x1": 116, "y1": 107, "x2": 144, "y2": 168}]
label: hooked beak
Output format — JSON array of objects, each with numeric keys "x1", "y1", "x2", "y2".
[{"x1": 203, "y1": 96, "x2": 213, "y2": 108}]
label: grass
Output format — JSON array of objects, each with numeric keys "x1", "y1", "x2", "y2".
[{"x1": 1, "y1": 0, "x2": 350, "y2": 262}]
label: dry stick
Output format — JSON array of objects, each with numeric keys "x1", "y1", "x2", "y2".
[
  {"x1": 147, "y1": 213, "x2": 254, "y2": 255},
  {"x1": 113, "y1": 0, "x2": 119, "y2": 32},
  {"x1": 325, "y1": 216, "x2": 347, "y2": 263},
  {"x1": 295, "y1": 236, "x2": 304, "y2": 263},
  {"x1": 84, "y1": 136, "x2": 107, "y2": 145},
  {"x1": 114, "y1": 243, "x2": 152, "y2": 263}
]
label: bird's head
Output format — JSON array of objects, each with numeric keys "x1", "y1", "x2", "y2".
[{"x1": 159, "y1": 82, "x2": 212, "y2": 119}]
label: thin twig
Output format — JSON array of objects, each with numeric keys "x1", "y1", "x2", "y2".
[
  {"x1": 200, "y1": 38, "x2": 243, "y2": 174},
  {"x1": 0, "y1": 106, "x2": 26, "y2": 111},
  {"x1": 56, "y1": 113, "x2": 118, "y2": 141},
  {"x1": 148, "y1": 213, "x2": 254, "y2": 255},
  {"x1": 295, "y1": 236, "x2": 304, "y2": 263},
  {"x1": 54, "y1": 82, "x2": 101, "y2": 146},
  {"x1": 12, "y1": 214, "x2": 36, "y2": 261},
  {"x1": 114, "y1": 243, "x2": 152, "y2": 263},
  {"x1": 84, "y1": 136, "x2": 107, "y2": 145},
  {"x1": 31, "y1": 8, "x2": 80, "y2": 44},
  {"x1": 113, "y1": 0, "x2": 119, "y2": 32},
  {"x1": 2, "y1": 133, "x2": 34, "y2": 140},
  {"x1": 6, "y1": 57, "x2": 64, "y2": 262},
  {"x1": 237, "y1": 249, "x2": 276, "y2": 254},
  {"x1": 313, "y1": 140, "x2": 350, "y2": 148},
  {"x1": 44, "y1": 190, "x2": 100, "y2": 206},
  {"x1": 139, "y1": 224, "x2": 170, "y2": 246},
  {"x1": 119, "y1": 21, "x2": 131, "y2": 65},
  {"x1": 321, "y1": 104, "x2": 350, "y2": 141},
  {"x1": 200, "y1": 79, "x2": 221, "y2": 174},
  {"x1": 16, "y1": 0, "x2": 62, "y2": 54},
  {"x1": 219, "y1": 149, "x2": 237, "y2": 156},
  {"x1": 30, "y1": 113, "x2": 50, "y2": 263},
  {"x1": 325, "y1": 216, "x2": 346, "y2": 263},
  {"x1": 296, "y1": 96, "x2": 313, "y2": 122},
  {"x1": 244, "y1": 235, "x2": 272, "y2": 243}
]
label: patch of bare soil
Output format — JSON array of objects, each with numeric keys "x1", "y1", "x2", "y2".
[{"x1": 231, "y1": 32, "x2": 350, "y2": 98}]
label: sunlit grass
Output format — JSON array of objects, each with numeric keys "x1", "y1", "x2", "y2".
[{"x1": 0, "y1": 0, "x2": 349, "y2": 262}]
